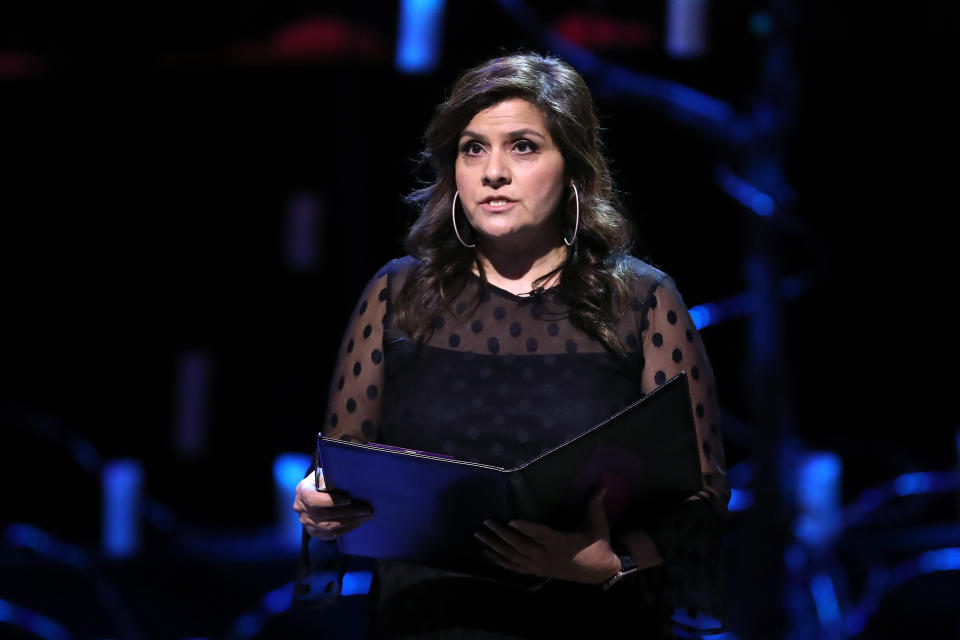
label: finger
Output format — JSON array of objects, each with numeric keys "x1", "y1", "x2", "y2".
[
  {"x1": 300, "y1": 488, "x2": 353, "y2": 508},
  {"x1": 333, "y1": 516, "x2": 372, "y2": 535},
  {"x1": 506, "y1": 520, "x2": 552, "y2": 545},
  {"x1": 304, "y1": 514, "x2": 371, "y2": 536},
  {"x1": 483, "y1": 519, "x2": 542, "y2": 554},
  {"x1": 307, "y1": 505, "x2": 373, "y2": 521},
  {"x1": 299, "y1": 507, "x2": 373, "y2": 524},
  {"x1": 474, "y1": 529, "x2": 527, "y2": 565},
  {"x1": 482, "y1": 548, "x2": 531, "y2": 574}
]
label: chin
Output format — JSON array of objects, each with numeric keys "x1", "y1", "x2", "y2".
[{"x1": 476, "y1": 227, "x2": 520, "y2": 243}]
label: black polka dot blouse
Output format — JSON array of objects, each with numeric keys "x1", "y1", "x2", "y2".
[{"x1": 320, "y1": 255, "x2": 729, "y2": 636}]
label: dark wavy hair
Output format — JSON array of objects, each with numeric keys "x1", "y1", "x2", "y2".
[{"x1": 394, "y1": 52, "x2": 637, "y2": 355}]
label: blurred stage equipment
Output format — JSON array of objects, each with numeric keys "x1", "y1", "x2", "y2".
[
  {"x1": 666, "y1": 0, "x2": 710, "y2": 59},
  {"x1": 396, "y1": 0, "x2": 446, "y2": 73},
  {"x1": 102, "y1": 459, "x2": 143, "y2": 559}
]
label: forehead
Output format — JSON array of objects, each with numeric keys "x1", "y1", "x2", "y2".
[{"x1": 462, "y1": 98, "x2": 549, "y2": 135}]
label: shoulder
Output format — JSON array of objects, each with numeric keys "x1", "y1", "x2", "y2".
[
  {"x1": 369, "y1": 255, "x2": 422, "y2": 292},
  {"x1": 374, "y1": 255, "x2": 421, "y2": 279},
  {"x1": 616, "y1": 255, "x2": 676, "y2": 297}
]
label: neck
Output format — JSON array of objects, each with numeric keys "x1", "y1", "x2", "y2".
[{"x1": 474, "y1": 237, "x2": 568, "y2": 295}]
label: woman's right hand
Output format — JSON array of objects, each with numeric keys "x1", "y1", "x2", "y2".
[{"x1": 293, "y1": 470, "x2": 373, "y2": 541}]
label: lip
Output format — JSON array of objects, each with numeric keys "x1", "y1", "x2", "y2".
[{"x1": 479, "y1": 198, "x2": 517, "y2": 212}]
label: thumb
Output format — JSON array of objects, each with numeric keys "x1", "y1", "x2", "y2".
[{"x1": 587, "y1": 486, "x2": 610, "y2": 538}]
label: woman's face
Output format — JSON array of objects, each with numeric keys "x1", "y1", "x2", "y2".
[{"x1": 455, "y1": 98, "x2": 566, "y2": 250}]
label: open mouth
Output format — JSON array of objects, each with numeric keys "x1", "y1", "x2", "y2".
[{"x1": 480, "y1": 199, "x2": 516, "y2": 211}]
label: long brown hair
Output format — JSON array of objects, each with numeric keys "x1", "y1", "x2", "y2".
[{"x1": 395, "y1": 52, "x2": 637, "y2": 355}]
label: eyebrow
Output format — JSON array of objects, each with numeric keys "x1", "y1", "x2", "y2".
[{"x1": 458, "y1": 128, "x2": 547, "y2": 142}]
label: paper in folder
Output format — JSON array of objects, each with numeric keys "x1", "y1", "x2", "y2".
[{"x1": 316, "y1": 371, "x2": 703, "y2": 581}]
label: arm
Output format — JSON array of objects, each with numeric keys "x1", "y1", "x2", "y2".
[
  {"x1": 476, "y1": 274, "x2": 728, "y2": 611},
  {"x1": 633, "y1": 276, "x2": 729, "y2": 560},
  {"x1": 627, "y1": 275, "x2": 729, "y2": 632},
  {"x1": 294, "y1": 269, "x2": 391, "y2": 539},
  {"x1": 320, "y1": 270, "x2": 390, "y2": 445}
]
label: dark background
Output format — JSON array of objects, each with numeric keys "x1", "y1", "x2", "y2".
[{"x1": 3, "y1": 1, "x2": 958, "y2": 638}]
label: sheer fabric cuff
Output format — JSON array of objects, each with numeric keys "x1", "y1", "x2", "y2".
[{"x1": 645, "y1": 496, "x2": 728, "y2": 636}]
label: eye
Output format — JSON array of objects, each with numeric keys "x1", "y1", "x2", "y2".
[
  {"x1": 460, "y1": 141, "x2": 484, "y2": 156},
  {"x1": 513, "y1": 139, "x2": 538, "y2": 154}
]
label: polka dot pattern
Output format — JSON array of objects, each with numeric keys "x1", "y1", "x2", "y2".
[{"x1": 318, "y1": 256, "x2": 727, "y2": 626}]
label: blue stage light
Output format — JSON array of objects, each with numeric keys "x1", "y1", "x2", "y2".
[
  {"x1": 396, "y1": 0, "x2": 445, "y2": 74},
  {"x1": 341, "y1": 571, "x2": 374, "y2": 595},
  {"x1": 714, "y1": 166, "x2": 776, "y2": 216},
  {"x1": 794, "y1": 452, "x2": 841, "y2": 547},
  {"x1": 688, "y1": 303, "x2": 713, "y2": 329},
  {"x1": 274, "y1": 453, "x2": 312, "y2": 551},
  {"x1": 671, "y1": 609, "x2": 725, "y2": 635},
  {"x1": 810, "y1": 573, "x2": 841, "y2": 627},
  {"x1": 31, "y1": 616, "x2": 70, "y2": 640},
  {"x1": 894, "y1": 472, "x2": 932, "y2": 496},
  {"x1": 0, "y1": 598, "x2": 71, "y2": 640},
  {"x1": 728, "y1": 488, "x2": 754, "y2": 512},
  {"x1": 102, "y1": 459, "x2": 143, "y2": 559},
  {"x1": 263, "y1": 584, "x2": 292, "y2": 615},
  {"x1": 918, "y1": 547, "x2": 960, "y2": 573}
]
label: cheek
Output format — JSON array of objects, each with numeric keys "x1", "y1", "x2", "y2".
[
  {"x1": 455, "y1": 164, "x2": 477, "y2": 198},
  {"x1": 531, "y1": 172, "x2": 565, "y2": 215}
]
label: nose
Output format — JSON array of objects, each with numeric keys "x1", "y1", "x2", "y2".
[{"x1": 481, "y1": 150, "x2": 511, "y2": 188}]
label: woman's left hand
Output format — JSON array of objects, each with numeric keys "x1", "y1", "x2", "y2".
[{"x1": 475, "y1": 488, "x2": 622, "y2": 584}]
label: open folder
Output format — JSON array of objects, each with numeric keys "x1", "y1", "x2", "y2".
[{"x1": 316, "y1": 372, "x2": 702, "y2": 581}]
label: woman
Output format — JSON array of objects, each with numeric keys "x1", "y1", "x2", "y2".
[{"x1": 293, "y1": 53, "x2": 729, "y2": 638}]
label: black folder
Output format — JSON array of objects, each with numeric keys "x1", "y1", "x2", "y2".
[{"x1": 315, "y1": 372, "x2": 702, "y2": 580}]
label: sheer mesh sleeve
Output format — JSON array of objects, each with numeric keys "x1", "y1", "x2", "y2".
[
  {"x1": 320, "y1": 270, "x2": 390, "y2": 445},
  {"x1": 295, "y1": 268, "x2": 390, "y2": 608},
  {"x1": 638, "y1": 275, "x2": 730, "y2": 635}
]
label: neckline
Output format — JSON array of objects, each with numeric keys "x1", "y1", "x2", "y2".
[{"x1": 468, "y1": 270, "x2": 559, "y2": 302}]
